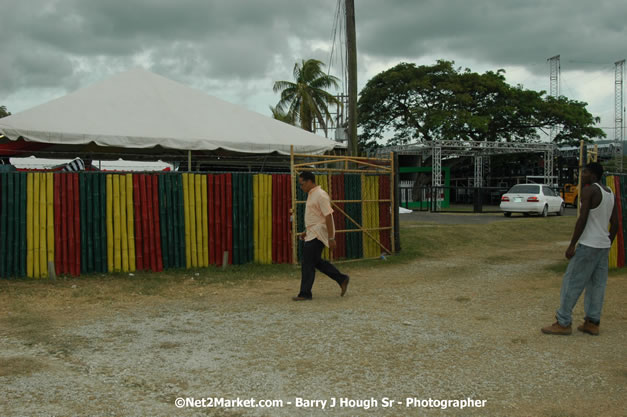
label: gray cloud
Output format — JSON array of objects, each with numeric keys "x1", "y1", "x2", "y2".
[
  {"x1": 0, "y1": 0, "x2": 331, "y2": 99},
  {"x1": 0, "y1": 0, "x2": 623, "y2": 118},
  {"x1": 357, "y1": 0, "x2": 627, "y2": 73}
]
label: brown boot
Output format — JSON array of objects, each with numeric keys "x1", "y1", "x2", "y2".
[
  {"x1": 577, "y1": 319, "x2": 600, "y2": 336},
  {"x1": 541, "y1": 321, "x2": 572, "y2": 335}
]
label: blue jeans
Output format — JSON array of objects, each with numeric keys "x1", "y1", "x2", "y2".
[{"x1": 556, "y1": 244, "x2": 609, "y2": 326}]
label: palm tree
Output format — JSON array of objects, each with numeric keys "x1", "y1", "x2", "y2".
[
  {"x1": 269, "y1": 105, "x2": 295, "y2": 125},
  {"x1": 0, "y1": 105, "x2": 10, "y2": 118},
  {"x1": 273, "y1": 59, "x2": 341, "y2": 135}
]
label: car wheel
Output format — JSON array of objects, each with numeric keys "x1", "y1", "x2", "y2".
[
  {"x1": 504, "y1": 212, "x2": 512, "y2": 217},
  {"x1": 523, "y1": 212, "x2": 530, "y2": 217},
  {"x1": 557, "y1": 203, "x2": 565, "y2": 216},
  {"x1": 542, "y1": 205, "x2": 548, "y2": 217}
]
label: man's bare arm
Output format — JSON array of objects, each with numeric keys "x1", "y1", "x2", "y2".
[
  {"x1": 566, "y1": 186, "x2": 594, "y2": 257},
  {"x1": 609, "y1": 197, "x2": 619, "y2": 243},
  {"x1": 325, "y1": 214, "x2": 335, "y2": 240}
]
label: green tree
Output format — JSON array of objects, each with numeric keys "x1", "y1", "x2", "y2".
[
  {"x1": 269, "y1": 105, "x2": 295, "y2": 125},
  {"x1": 358, "y1": 61, "x2": 605, "y2": 150},
  {"x1": 273, "y1": 59, "x2": 341, "y2": 134},
  {"x1": 0, "y1": 105, "x2": 10, "y2": 118}
]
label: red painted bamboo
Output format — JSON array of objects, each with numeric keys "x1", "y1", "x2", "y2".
[
  {"x1": 53, "y1": 175, "x2": 61, "y2": 275},
  {"x1": 133, "y1": 174, "x2": 143, "y2": 270},
  {"x1": 207, "y1": 175, "x2": 215, "y2": 265},
  {"x1": 226, "y1": 174, "x2": 233, "y2": 265},
  {"x1": 140, "y1": 175, "x2": 150, "y2": 270}
]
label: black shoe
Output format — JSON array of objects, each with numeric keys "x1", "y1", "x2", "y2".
[{"x1": 340, "y1": 276, "x2": 350, "y2": 297}]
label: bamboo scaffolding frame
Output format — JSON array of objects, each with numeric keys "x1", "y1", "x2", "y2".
[
  {"x1": 334, "y1": 227, "x2": 393, "y2": 234},
  {"x1": 334, "y1": 255, "x2": 383, "y2": 264},
  {"x1": 290, "y1": 147, "x2": 396, "y2": 264},
  {"x1": 295, "y1": 199, "x2": 391, "y2": 204},
  {"x1": 331, "y1": 202, "x2": 392, "y2": 255},
  {"x1": 342, "y1": 158, "x2": 391, "y2": 170},
  {"x1": 294, "y1": 158, "x2": 391, "y2": 171},
  {"x1": 292, "y1": 153, "x2": 390, "y2": 162},
  {"x1": 293, "y1": 167, "x2": 390, "y2": 174},
  {"x1": 293, "y1": 226, "x2": 393, "y2": 234},
  {"x1": 294, "y1": 158, "x2": 351, "y2": 168}
]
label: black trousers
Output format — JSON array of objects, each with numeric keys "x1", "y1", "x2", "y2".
[{"x1": 298, "y1": 239, "x2": 348, "y2": 299}]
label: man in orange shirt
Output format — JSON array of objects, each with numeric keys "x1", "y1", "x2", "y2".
[{"x1": 293, "y1": 171, "x2": 350, "y2": 301}]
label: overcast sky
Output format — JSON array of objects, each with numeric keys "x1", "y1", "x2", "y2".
[{"x1": 1, "y1": 0, "x2": 625, "y2": 141}]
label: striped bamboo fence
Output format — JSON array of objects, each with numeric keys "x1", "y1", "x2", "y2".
[{"x1": 0, "y1": 171, "x2": 393, "y2": 278}]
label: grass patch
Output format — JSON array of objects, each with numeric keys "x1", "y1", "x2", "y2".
[
  {"x1": 0, "y1": 357, "x2": 47, "y2": 377},
  {"x1": 545, "y1": 260, "x2": 627, "y2": 276},
  {"x1": 392, "y1": 216, "x2": 574, "y2": 263},
  {"x1": 158, "y1": 341, "x2": 181, "y2": 350},
  {"x1": 0, "y1": 216, "x2": 585, "y2": 303}
]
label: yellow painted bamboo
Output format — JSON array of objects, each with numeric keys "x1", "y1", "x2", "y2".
[
  {"x1": 26, "y1": 174, "x2": 34, "y2": 278},
  {"x1": 253, "y1": 174, "x2": 260, "y2": 262},
  {"x1": 106, "y1": 175, "x2": 114, "y2": 272},
  {"x1": 607, "y1": 176, "x2": 618, "y2": 268},
  {"x1": 188, "y1": 173, "x2": 198, "y2": 268},
  {"x1": 194, "y1": 174, "x2": 203, "y2": 267},
  {"x1": 46, "y1": 172, "x2": 54, "y2": 268},
  {"x1": 182, "y1": 173, "x2": 191, "y2": 267},
  {"x1": 38, "y1": 173, "x2": 47, "y2": 278},
  {"x1": 201, "y1": 175, "x2": 209, "y2": 267},
  {"x1": 32, "y1": 173, "x2": 40, "y2": 278},
  {"x1": 119, "y1": 175, "x2": 129, "y2": 272},
  {"x1": 113, "y1": 175, "x2": 121, "y2": 272},
  {"x1": 126, "y1": 174, "x2": 136, "y2": 272}
]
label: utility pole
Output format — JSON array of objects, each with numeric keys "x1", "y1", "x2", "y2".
[{"x1": 345, "y1": 0, "x2": 358, "y2": 156}]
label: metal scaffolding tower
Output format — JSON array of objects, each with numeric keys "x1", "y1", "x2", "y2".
[
  {"x1": 615, "y1": 59, "x2": 625, "y2": 172},
  {"x1": 474, "y1": 155, "x2": 483, "y2": 187},
  {"x1": 544, "y1": 148, "x2": 555, "y2": 187},
  {"x1": 432, "y1": 143, "x2": 442, "y2": 210},
  {"x1": 548, "y1": 55, "x2": 560, "y2": 143}
]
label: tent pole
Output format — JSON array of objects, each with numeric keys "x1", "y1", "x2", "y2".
[{"x1": 188, "y1": 150, "x2": 192, "y2": 172}]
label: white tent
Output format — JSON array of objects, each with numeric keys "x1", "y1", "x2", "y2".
[{"x1": 0, "y1": 68, "x2": 338, "y2": 155}]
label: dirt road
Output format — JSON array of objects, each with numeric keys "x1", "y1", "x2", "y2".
[{"x1": 1, "y1": 218, "x2": 625, "y2": 416}]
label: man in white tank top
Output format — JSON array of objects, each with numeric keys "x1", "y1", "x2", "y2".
[{"x1": 542, "y1": 163, "x2": 619, "y2": 336}]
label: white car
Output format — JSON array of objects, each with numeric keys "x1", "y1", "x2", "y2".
[{"x1": 500, "y1": 184, "x2": 565, "y2": 217}]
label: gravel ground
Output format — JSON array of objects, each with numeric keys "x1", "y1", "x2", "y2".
[{"x1": 1, "y1": 227, "x2": 625, "y2": 417}]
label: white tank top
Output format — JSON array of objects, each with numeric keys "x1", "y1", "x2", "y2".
[{"x1": 579, "y1": 183, "x2": 614, "y2": 248}]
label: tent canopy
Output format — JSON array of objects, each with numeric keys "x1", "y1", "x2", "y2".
[{"x1": 0, "y1": 68, "x2": 338, "y2": 155}]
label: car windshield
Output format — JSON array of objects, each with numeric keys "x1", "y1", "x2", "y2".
[{"x1": 508, "y1": 185, "x2": 540, "y2": 194}]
